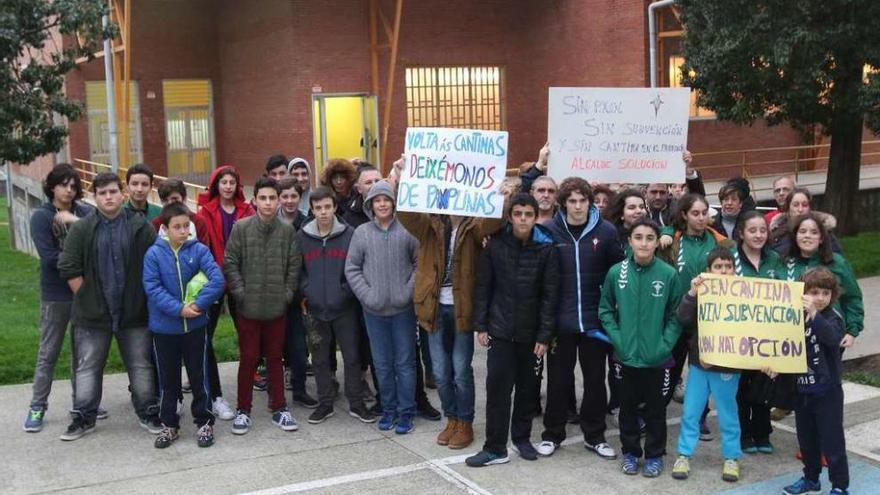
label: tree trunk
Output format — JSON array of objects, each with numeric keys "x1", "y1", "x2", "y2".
[{"x1": 823, "y1": 112, "x2": 864, "y2": 236}]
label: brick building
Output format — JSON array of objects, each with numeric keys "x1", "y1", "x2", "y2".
[{"x1": 63, "y1": 0, "x2": 804, "y2": 186}]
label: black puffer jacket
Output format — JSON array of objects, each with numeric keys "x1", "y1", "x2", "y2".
[
  {"x1": 473, "y1": 223, "x2": 560, "y2": 344},
  {"x1": 546, "y1": 207, "x2": 624, "y2": 335}
]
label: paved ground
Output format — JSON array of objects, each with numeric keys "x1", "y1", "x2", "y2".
[
  {"x1": 5, "y1": 276, "x2": 879, "y2": 495},
  {"x1": 843, "y1": 276, "x2": 880, "y2": 361}
]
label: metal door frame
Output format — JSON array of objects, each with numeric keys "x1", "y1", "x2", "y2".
[{"x1": 311, "y1": 92, "x2": 380, "y2": 169}]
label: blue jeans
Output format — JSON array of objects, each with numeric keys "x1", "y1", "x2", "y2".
[
  {"x1": 285, "y1": 303, "x2": 308, "y2": 395},
  {"x1": 363, "y1": 307, "x2": 417, "y2": 417},
  {"x1": 677, "y1": 365, "x2": 741, "y2": 460},
  {"x1": 426, "y1": 304, "x2": 475, "y2": 422}
]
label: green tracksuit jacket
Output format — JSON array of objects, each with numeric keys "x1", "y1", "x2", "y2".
[
  {"x1": 783, "y1": 253, "x2": 864, "y2": 336},
  {"x1": 599, "y1": 255, "x2": 683, "y2": 368}
]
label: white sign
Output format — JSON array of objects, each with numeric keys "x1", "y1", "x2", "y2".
[
  {"x1": 547, "y1": 87, "x2": 690, "y2": 184},
  {"x1": 397, "y1": 127, "x2": 507, "y2": 218}
]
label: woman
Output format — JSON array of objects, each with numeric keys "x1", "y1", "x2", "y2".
[
  {"x1": 195, "y1": 165, "x2": 255, "y2": 421},
  {"x1": 604, "y1": 188, "x2": 648, "y2": 258},
  {"x1": 320, "y1": 158, "x2": 357, "y2": 218},
  {"x1": 784, "y1": 213, "x2": 864, "y2": 344},
  {"x1": 732, "y1": 210, "x2": 783, "y2": 455},
  {"x1": 768, "y1": 187, "x2": 840, "y2": 252},
  {"x1": 592, "y1": 184, "x2": 614, "y2": 213}
]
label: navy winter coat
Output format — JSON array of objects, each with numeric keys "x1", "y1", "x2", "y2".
[
  {"x1": 546, "y1": 207, "x2": 624, "y2": 335},
  {"x1": 143, "y1": 236, "x2": 225, "y2": 334}
]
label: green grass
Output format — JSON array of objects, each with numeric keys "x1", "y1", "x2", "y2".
[
  {"x1": 843, "y1": 371, "x2": 880, "y2": 388},
  {"x1": 840, "y1": 232, "x2": 880, "y2": 278},
  {"x1": 0, "y1": 196, "x2": 239, "y2": 385}
]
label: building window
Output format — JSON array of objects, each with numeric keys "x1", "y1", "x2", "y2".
[
  {"x1": 405, "y1": 66, "x2": 505, "y2": 130},
  {"x1": 162, "y1": 79, "x2": 215, "y2": 185},
  {"x1": 657, "y1": 9, "x2": 716, "y2": 119},
  {"x1": 84, "y1": 81, "x2": 144, "y2": 165}
]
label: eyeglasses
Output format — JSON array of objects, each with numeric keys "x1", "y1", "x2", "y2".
[{"x1": 534, "y1": 188, "x2": 556, "y2": 194}]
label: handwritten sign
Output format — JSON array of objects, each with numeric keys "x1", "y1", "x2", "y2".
[
  {"x1": 547, "y1": 87, "x2": 690, "y2": 184},
  {"x1": 697, "y1": 274, "x2": 806, "y2": 373},
  {"x1": 397, "y1": 127, "x2": 507, "y2": 218}
]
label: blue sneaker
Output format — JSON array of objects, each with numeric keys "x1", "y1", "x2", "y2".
[
  {"x1": 782, "y1": 477, "x2": 821, "y2": 495},
  {"x1": 829, "y1": 489, "x2": 849, "y2": 495},
  {"x1": 642, "y1": 457, "x2": 664, "y2": 478},
  {"x1": 24, "y1": 407, "x2": 45, "y2": 432},
  {"x1": 621, "y1": 454, "x2": 639, "y2": 475},
  {"x1": 756, "y1": 441, "x2": 774, "y2": 454},
  {"x1": 395, "y1": 414, "x2": 415, "y2": 434},
  {"x1": 377, "y1": 412, "x2": 396, "y2": 431},
  {"x1": 465, "y1": 450, "x2": 510, "y2": 467}
]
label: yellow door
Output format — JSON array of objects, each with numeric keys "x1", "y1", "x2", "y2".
[{"x1": 312, "y1": 95, "x2": 380, "y2": 176}]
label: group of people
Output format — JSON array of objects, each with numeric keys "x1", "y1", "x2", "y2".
[{"x1": 23, "y1": 145, "x2": 863, "y2": 494}]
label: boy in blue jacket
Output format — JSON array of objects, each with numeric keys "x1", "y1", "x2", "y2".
[
  {"x1": 143, "y1": 203, "x2": 225, "y2": 448},
  {"x1": 783, "y1": 267, "x2": 849, "y2": 495}
]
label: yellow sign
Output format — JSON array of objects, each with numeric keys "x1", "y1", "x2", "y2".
[{"x1": 696, "y1": 274, "x2": 806, "y2": 373}]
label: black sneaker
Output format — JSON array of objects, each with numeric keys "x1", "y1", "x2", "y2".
[
  {"x1": 511, "y1": 441, "x2": 539, "y2": 461},
  {"x1": 417, "y1": 400, "x2": 442, "y2": 421},
  {"x1": 349, "y1": 404, "x2": 378, "y2": 423},
  {"x1": 59, "y1": 416, "x2": 95, "y2": 441},
  {"x1": 154, "y1": 426, "x2": 179, "y2": 449},
  {"x1": 197, "y1": 424, "x2": 214, "y2": 448},
  {"x1": 369, "y1": 402, "x2": 383, "y2": 416},
  {"x1": 139, "y1": 415, "x2": 163, "y2": 435},
  {"x1": 293, "y1": 392, "x2": 319, "y2": 409},
  {"x1": 308, "y1": 405, "x2": 335, "y2": 424}
]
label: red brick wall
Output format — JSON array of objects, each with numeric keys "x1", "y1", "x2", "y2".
[{"x1": 64, "y1": 0, "x2": 806, "y2": 186}]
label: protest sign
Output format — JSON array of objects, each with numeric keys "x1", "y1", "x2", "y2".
[
  {"x1": 696, "y1": 273, "x2": 806, "y2": 373},
  {"x1": 547, "y1": 87, "x2": 690, "y2": 184},
  {"x1": 397, "y1": 127, "x2": 507, "y2": 218}
]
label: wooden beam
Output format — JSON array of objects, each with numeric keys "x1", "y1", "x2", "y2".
[
  {"x1": 380, "y1": 0, "x2": 402, "y2": 169},
  {"x1": 75, "y1": 44, "x2": 124, "y2": 65},
  {"x1": 378, "y1": 9, "x2": 393, "y2": 43}
]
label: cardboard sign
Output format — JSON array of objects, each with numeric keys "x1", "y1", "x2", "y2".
[
  {"x1": 547, "y1": 87, "x2": 690, "y2": 184},
  {"x1": 397, "y1": 127, "x2": 507, "y2": 218},
  {"x1": 696, "y1": 274, "x2": 806, "y2": 373}
]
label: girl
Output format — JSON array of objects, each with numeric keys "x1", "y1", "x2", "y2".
[
  {"x1": 769, "y1": 187, "x2": 840, "y2": 252},
  {"x1": 320, "y1": 158, "x2": 357, "y2": 218},
  {"x1": 604, "y1": 188, "x2": 648, "y2": 258},
  {"x1": 733, "y1": 210, "x2": 783, "y2": 455}
]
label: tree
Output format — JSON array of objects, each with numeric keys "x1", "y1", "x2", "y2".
[
  {"x1": 0, "y1": 0, "x2": 112, "y2": 165},
  {"x1": 679, "y1": 0, "x2": 880, "y2": 235}
]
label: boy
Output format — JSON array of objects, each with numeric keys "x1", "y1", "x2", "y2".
[
  {"x1": 224, "y1": 177, "x2": 302, "y2": 434},
  {"x1": 265, "y1": 154, "x2": 289, "y2": 181},
  {"x1": 465, "y1": 194, "x2": 560, "y2": 467},
  {"x1": 673, "y1": 247, "x2": 742, "y2": 482},
  {"x1": 124, "y1": 163, "x2": 162, "y2": 220},
  {"x1": 143, "y1": 202, "x2": 225, "y2": 448},
  {"x1": 298, "y1": 186, "x2": 374, "y2": 424},
  {"x1": 599, "y1": 217, "x2": 681, "y2": 477},
  {"x1": 151, "y1": 178, "x2": 210, "y2": 246},
  {"x1": 345, "y1": 180, "x2": 420, "y2": 434},
  {"x1": 25, "y1": 164, "x2": 98, "y2": 432},
  {"x1": 288, "y1": 157, "x2": 312, "y2": 215},
  {"x1": 783, "y1": 267, "x2": 849, "y2": 495},
  {"x1": 58, "y1": 172, "x2": 160, "y2": 440}
]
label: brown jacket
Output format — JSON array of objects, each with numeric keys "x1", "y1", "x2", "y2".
[{"x1": 398, "y1": 212, "x2": 504, "y2": 333}]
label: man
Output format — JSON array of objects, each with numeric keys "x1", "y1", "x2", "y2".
[
  {"x1": 224, "y1": 177, "x2": 301, "y2": 435},
  {"x1": 277, "y1": 178, "x2": 306, "y2": 230},
  {"x1": 646, "y1": 151, "x2": 704, "y2": 226},
  {"x1": 536, "y1": 178, "x2": 624, "y2": 460},
  {"x1": 288, "y1": 157, "x2": 313, "y2": 216},
  {"x1": 265, "y1": 154, "x2": 289, "y2": 181},
  {"x1": 531, "y1": 176, "x2": 558, "y2": 225},
  {"x1": 345, "y1": 180, "x2": 421, "y2": 434},
  {"x1": 343, "y1": 164, "x2": 382, "y2": 228},
  {"x1": 58, "y1": 172, "x2": 159, "y2": 440},
  {"x1": 466, "y1": 194, "x2": 559, "y2": 467},
  {"x1": 298, "y1": 186, "x2": 376, "y2": 424},
  {"x1": 151, "y1": 178, "x2": 210, "y2": 245},
  {"x1": 394, "y1": 160, "x2": 507, "y2": 449},
  {"x1": 24, "y1": 164, "x2": 98, "y2": 433},
  {"x1": 124, "y1": 163, "x2": 162, "y2": 220},
  {"x1": 765, "y1": 176, "x2": 795, "y2": 224}
]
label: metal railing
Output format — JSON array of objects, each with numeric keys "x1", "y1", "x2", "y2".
[{"x1": 74, "y1": 158, "x2": 205, "y2": 212}]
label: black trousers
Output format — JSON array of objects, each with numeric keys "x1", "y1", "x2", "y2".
[
  {"x1": 737, "y1": 370, "x2": 772, "y2": 443},
  {"x1": 795, "y1": 385, "x2": 849, "y2": 491},
  {"x1": 666, "y1": 335, "x2": 689, "y2": 405},
  {"x1": 618, "y1": 365, "x2": 670, "y2": 459},
  {"x1": 484, "y1": 338, "x2": 540, "y2": 455},
  {"x1": 542, "y1": 334, "x2": 609, "y2": 445},
  {"x1": 153, "y1": 327, "x2": 214, "y2": 428}
]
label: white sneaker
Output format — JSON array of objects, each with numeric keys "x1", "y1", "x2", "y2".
[
  {"x1": 536, "y1": 440, "x2": 557, "y2": 456},
  {"x1": 212, "y1": 397, "x2": 235, "y2": 421},
  {"x1": 584, "y1": 441, "x2": 617, "y2": 460}
]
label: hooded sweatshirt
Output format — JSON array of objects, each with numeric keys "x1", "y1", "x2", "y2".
[
  {"x1": 288, "y1": 157, "x2": 312, "y2": 216},
  {"x1": 196, "y1": 166, "x2": 255, "y2": 267},
  {"x1": 297, "y1": 215, "x2": 355, "y2": 322},
  {"x1": 344, "y1": 180, "x2": 419, "y2": 316},
  {"x1": 660, "y1": 225, "x2": 733, "y2": 299}
]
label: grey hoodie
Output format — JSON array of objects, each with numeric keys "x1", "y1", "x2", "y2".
[
  {"x1": 288, "y1": 157, "x2": 313, "y2": 215},
  {"x1": 344, "y1": 180, "x2": 419, "y2": 316}
]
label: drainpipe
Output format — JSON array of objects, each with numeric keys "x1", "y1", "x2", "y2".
[
  {"x1": 102, "y1": 14, "x2": 119, "y2": 173},
  {"x1": 648, "y1": 0, "x2": 676, "y2": 88}
]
